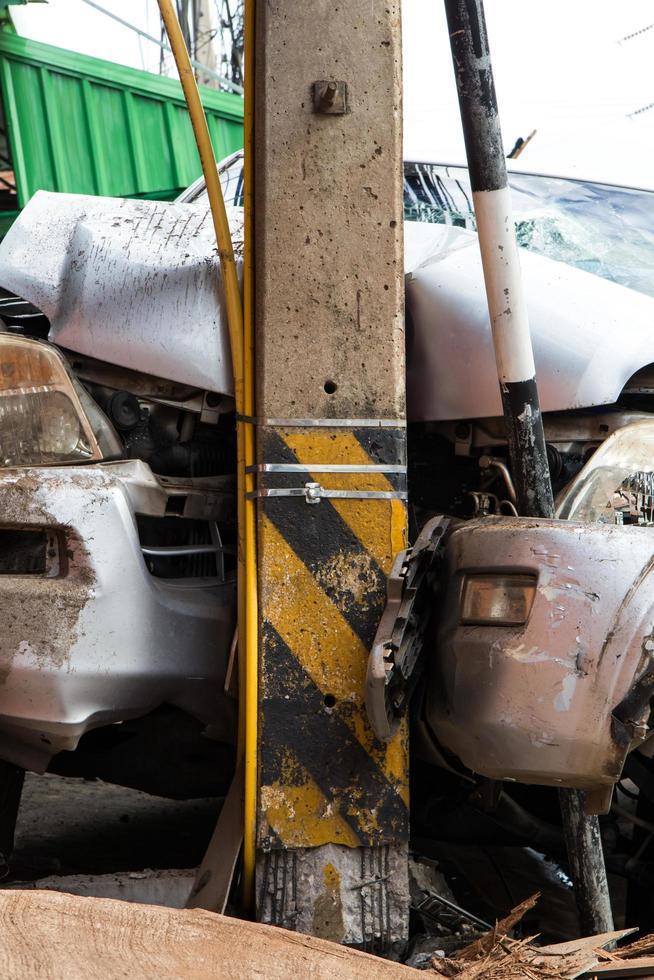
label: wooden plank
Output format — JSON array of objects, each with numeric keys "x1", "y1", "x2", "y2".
[
  {"x1": 0, "y1": 889, "x2": 419, "y2": 979},
  {"x1": 580, "y1": 957, "x2": 654, "y2": 977},
  {"x1": 539, "y1": 929, "x2": 638, "y2": 955}
]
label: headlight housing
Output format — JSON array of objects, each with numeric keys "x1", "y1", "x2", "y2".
[
  {"x1": 556, "y1": 419, "x2": 654, "y2": 525},
  {"x1": 0, "y1": 334, "x2": 116, "y2": 466},
  {"x1": 460, "y1": 573, "x2": 536, "y2": 625}
]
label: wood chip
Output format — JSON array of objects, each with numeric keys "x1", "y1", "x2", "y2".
[
  {"x1": 454, "y1": 893, "x2": 541, "y2": 962},
  {"x1": 426, "y1": 895, "x2": 643, "y2": 979},
  {"x1": 617, "y1": 936, "x2": 654, "y2": 960}
]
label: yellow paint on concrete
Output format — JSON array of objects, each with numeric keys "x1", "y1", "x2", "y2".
[
  {"x1": 390, "y1": 498, "x2": 408, "y2": 559},
  {"x1": 261, "y1": 515, "x2": 367, "y2": 701},
  {"x1": 283, "y1": 430, "x2": 410, "y2": 808},
  {"x1": 258, "y1": 427, "x2": 410, "y2": 842},
  {"x1": 259, "y1": 515, "x2": 409, "y2": 814},
  {"x1": 283, "y1": 430, "x2": 407, "y2": 574},
  {"x1": 261, "y1": 776, "x2": 360, "y2": 848},
  {"x1": 323, "y1": 863, "x2": 341, "y2": 889},
  {"x1": 384, "y1": 721, "x2": 410, "y2": 808},
  {"x1": 314, "y1": 861, "x2": 345, "y2": 941}
]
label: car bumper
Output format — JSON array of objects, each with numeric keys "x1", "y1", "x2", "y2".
[
  {"x1": 0, "y1": 460, "x2": 235, "y2": 771},
  {"x1": 423, "y1": 517, "x2": 654, "y2": 795}
]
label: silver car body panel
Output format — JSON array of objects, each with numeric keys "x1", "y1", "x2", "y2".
[
  {"x1": 0, "y1": 191, "x2": 241, "y2": 396},
  {"x1": 405, "y1": 220, "x2": 654, "y2": 420},
  {"x1": 1, "y1": 192, "x2": 654, "y2": 422},
  {"x1": 0, "y1": 461, "x2": 235, "y2": 772},
  {"x1": 2, "y1": 190, "x2": 654, "y2": 421}
]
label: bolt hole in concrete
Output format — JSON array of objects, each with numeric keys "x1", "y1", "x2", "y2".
[
  {"x1": 323, "y1": 694, "x2": 337, "y2": 710},
  {"x1": 323, "y1": 380, "x2": 337, "y2": 395}
]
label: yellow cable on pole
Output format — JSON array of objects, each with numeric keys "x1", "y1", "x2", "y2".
[
  {"x1": 242, "y1": 0, "x2": 258, "y2": 911},
  {"x1": 156, "y1": 0, "x2": 258, "y2": 910},
  {"x1": 156, "y1": 0, "x2": 244, "y2": 391}
]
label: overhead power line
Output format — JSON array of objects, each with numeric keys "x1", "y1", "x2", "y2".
[
  {"x1": 618, "y1": 22, "x2": 654, "y2": 44},
  {"x1": 627, "y1": 101, "x2": 654, "y2": 119},
  {"x1": 79, "y1": 0, "x2": 243, "y2": 94}
]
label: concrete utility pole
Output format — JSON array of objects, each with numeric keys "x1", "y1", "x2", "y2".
[
  {"x1": 253, "y1": 0, "x2": 409, "y2": 948},
  {"x1": 443, "y1": 0, "x2": 614, "y2": 937},
  {"x1": 195, "y1": 0, "x2": 220, "y2": 88}
]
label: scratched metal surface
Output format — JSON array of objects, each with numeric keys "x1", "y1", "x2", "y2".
[
  {"x1": 0, "y1": 462, "x2": 235, "y2": 772},
  {"x1": 4, "y1": 171, "x2": 654, "y2": 426},
  {"x1": 0, "y1": 191, "x2": 241, "y2": 395},
  {"x1": 424, "y1": 516, "x2": 654, "y2": 788}
]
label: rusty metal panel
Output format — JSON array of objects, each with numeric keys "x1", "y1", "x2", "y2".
[{"x1": 424, "y1": 517, "x2": 654, "y2": 792}]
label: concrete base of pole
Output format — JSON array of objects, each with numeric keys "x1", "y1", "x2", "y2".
[{"x1": 256, "y1": 843, "x2": 410, "y2": 951}]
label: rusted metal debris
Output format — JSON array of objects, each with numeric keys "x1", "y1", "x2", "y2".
[
  {"x1": 424, "y1": 893, "x2": 654, "y2": 979},
  {"x1": 366, "y1": 516, "x2": 450, "y2": 742}
]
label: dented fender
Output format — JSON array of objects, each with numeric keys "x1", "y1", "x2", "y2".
[{"x1": 423, "y1": 517, "x2": 654, "y2": 791}]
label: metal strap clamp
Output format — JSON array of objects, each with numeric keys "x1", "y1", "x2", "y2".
[
  {"x1": 249, "y1": 463, "x2": 407, "y2": 474},
  {"x1": 249, "y1": 482, "x2": 408, "y2": 505},
  {"x1": 237, "y1": 415, "x2": 406, "y2": 429}
]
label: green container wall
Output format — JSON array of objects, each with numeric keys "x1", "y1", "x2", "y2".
[{"x1": 0, "y1": 32, "x2": 244, "y2": 206}]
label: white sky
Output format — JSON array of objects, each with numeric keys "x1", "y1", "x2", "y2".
[
  {"x1": 404, "y1": 0, "x2": 654, "y2": 187},
  {"x1": 11, "y1": 0, "x2": 654, "y2": 188}
]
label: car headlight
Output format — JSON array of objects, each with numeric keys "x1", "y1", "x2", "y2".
[
  {"x1": 556, "y1": 419, "x2": 654, "y2": 525},
  {"x1": 461, "y1": 573, "x2": 537, "y2": 625},
  {"x1": 0, "y1": 334, "x2": 114, "y2": 466}
]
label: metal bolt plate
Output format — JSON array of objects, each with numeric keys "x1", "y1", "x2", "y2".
[{"x1": 312, "y1": 80, "x2": 348, "y2": 115}]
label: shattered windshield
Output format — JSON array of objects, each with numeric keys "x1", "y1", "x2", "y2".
[{"x1": 404, "y1": 163, "x2": 654, "y2": 299}]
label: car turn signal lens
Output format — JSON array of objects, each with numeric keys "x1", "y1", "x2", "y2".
[
  {"x1": 0, "y1": 334, "x2": 102, "y2": 466},
  {"x1": 461, "y1": 574, "x2": 536, "y2": 626}
]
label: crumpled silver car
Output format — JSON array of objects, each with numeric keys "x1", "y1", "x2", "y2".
[{"x1": 1, "y1": 151, "x2": 654, "y2": 861}]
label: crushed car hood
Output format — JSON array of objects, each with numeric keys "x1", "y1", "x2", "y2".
[
  {"x1": 1, "y1": 192, "x2": 654, "y2": 418},
  {"x1": 0, "y1": 190, "x2": 240, "y2": 395}
]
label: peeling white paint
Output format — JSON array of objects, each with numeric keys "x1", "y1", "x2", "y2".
[{"x1": 554, "y1": 673, "x2": 577, "y2": 713}]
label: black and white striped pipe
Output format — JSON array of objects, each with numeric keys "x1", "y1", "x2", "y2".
[
  {"x1": 444, "y1": 0, "x2": 615, "y2": 938},
  {"x1": 443, "y1": 0, "x2": 553, "y2": 520}
]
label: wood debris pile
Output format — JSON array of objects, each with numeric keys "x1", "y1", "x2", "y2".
[{"x1": 427, "y1": 894, "x2": 654, "y2": 979}]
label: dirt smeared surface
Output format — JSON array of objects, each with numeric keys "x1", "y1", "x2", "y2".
[
  {"x1": 314, "y1": 549, "x2": 379, "y2": 609},
  {"x1": 0, "y1": 473, "x2": 96, "y2": 686}
]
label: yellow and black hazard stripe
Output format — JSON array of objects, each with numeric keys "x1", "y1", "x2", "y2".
[{"x1": 256, "y1": 424, "x2": 409, "y2": 849}]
